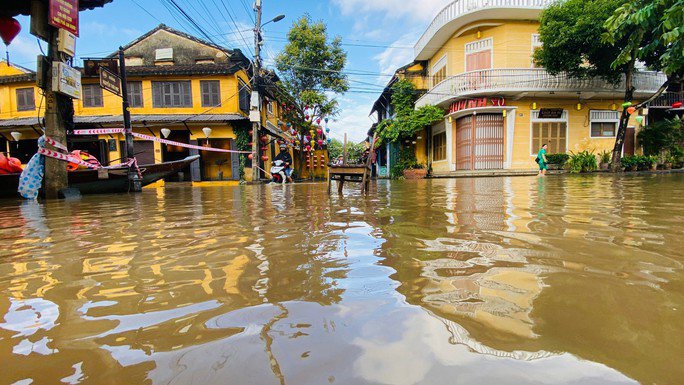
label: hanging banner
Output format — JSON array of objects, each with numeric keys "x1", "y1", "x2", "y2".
[
  {"x1": 72, "y1": 128, "x2": 125, "y2": 135},
  {"x1": 131, "y1": 132, "x2": 254, "y2": 154},
  {"x1": 49, "y1": 0, "x2": 79, "y2": 36}
]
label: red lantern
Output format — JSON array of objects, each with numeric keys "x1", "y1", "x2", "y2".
[
  {"x1": 305, "y1": 115, "x2": 310, "y2": 120},
  {"x1": 316, "y1": 119, "x2": 321, "y2": 125},
  {"x1": 260, "y1": 135, "x2": 268, "y2": 143},
  {"x1": 627, "y1": 106, "x2": 636, "y2": 115},
  {"x1": 317, "y1": 129, "x2": 323, "y2": 136},
  {"x1": 248, "y1": 130, "x2": 253, "y2": 135},
  {"x1": 0, "y1": 17, "x2": 21, "y2": 46},
  {"x1": 248, "y1": 142, "x2": 253, "y2": 147},
  {"x1": 260, "y1": 146, "x2": 268, "y2": 151},
  {"x1": 673, "y1": 101, "x2": 683, "y2": 109},
  {"x1": 317, "y1": 139, "x2": 323, "y2": 146},
  {"x1": 247, "y1": 153, "x2": 254, "y2": 160},
  {"x1": 261, "y1": 155, "x2": 269, "y2": 161},
  {"x1": 305, "y1": 145, "x2": 311, "y2": 151}
]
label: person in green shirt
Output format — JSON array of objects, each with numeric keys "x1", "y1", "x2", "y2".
[{"x1": 537, "y1": 144, "x2": 548, "y2": 177}]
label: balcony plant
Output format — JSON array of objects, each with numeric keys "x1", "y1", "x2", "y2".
[
  {"x1": 545, "y1": 153, "x2": 569, "y2": 170},
  {"x1": 391, "y1": 148, "x2": 426, "y2": 179}
]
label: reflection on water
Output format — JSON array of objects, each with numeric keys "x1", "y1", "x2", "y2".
[{"x1": 0, "y1": 174, "x2": 682, "y2": 384}]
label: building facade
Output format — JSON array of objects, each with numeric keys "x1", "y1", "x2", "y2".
[
  {"x1": 0, "y1": 24, "x2": 292, "y2": 182},
  {"x1": 374, "y1": 0, "x2": 667, "y2": 174}
]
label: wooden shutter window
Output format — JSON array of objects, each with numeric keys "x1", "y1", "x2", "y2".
[{"x1": 16, "y1": 88, "x2": 36, "y2": 111}]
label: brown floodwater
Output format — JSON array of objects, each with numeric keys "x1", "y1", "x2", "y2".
[{"x1": 0, "y1": 174, "x2": 682, "y2": 385}]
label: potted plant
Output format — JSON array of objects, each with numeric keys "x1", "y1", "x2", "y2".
[
  {"x1": 545, "y1": 153, "x2": 569, "y2": 170},
  {"x1": 664, "y1": 154, "x2": 674, "y2": 170},
  {"x1": 599, "y1": 150, "x2": 611, "y2": 170},
  {"x1": 647, "y1": 155, "x2": 658, "y2": 171},
  {"x1": 621, "y1": 155, "x2": 637, "y2": 171},
  {"x1": 215, "y1": 158, "x2": 228, "y2": 180},
  {"x1": 567, "y1": 151, "x2": 598, "y2": 173},
  {"x1": 403, "y1": 164, "x2": 427, "y2": 179}
]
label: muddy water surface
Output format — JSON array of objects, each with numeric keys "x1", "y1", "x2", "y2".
[{"x1": 0, "y1": 174, "x2": 682, "y2": 385}]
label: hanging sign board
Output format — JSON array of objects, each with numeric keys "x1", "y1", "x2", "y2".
[
  {"x1": 537, "y1": 108, "x2": 564, "y2": 119},
  {"x1": 99, "y1": 68, "x2": 122, "y2": 97},
  {"x1": 83, "y1": 59, "x2": 118, "y2": 77},
  {"x1": 49, "y1": 0, "x2": 79, "y2": 36}
]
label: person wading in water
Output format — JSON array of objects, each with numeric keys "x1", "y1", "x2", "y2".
[{"x1": 536, "y1": 143, "x2": 548, "y2": 177}]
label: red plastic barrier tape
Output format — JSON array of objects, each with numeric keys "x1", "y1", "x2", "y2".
[
  {"x1": 130, "y1": 132, "x2": 253, "y2": 154},
  {"x1": 72, "y1": 128, "x2": 125, "y2": 135},
  {"x1": 44, "y1": 136, "x2": 69, "y2": 152},
  {"x1": 38, "y1": 148, "x2": 100, "y2": 169}
]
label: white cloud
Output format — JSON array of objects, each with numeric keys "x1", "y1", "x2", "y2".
[
  {"x1": 330, "y1": 97, "x2": 377, "y2": 143},
  {"x1": 6, "y1": 35, "x2": 42, "y2": 69},
  {"x1": 373, "y1": 31, "x2": 422, "y2": 78},
  {"x1": 332, "y1": 0, "x2": 452, "y2": 21}
]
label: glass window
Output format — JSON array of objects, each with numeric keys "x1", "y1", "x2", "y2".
[
  {"x1": 16, "y1": 88, "x2": 35, "y2": 111},
  {"x1": 433, "y1": 131, "x2": 447, "y2": 161},
  {"x1": 152, "y1": 81, "x2": 192, "y2": 108},
  {"x1": 83, "y1": 84, "x2": 104, "y2": 107},
  {"x1": 532, "y1": 122, "x2": 567, "y2": 155},
  {"x1": 591, "y1": 122, "x2": 617, "y2": 137},
  {"x1": 127, "y1": 81, "x2": 143, "y2": 108},
  {"x1": 200, "y1": 80, "x2": 221, "y2": 107}
]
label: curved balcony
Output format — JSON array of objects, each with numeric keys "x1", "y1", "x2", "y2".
[
  {"x1": 414, "y1": 0, "x2": 554, "y2": 60},
  {"x1": 415, "y1": 68, "x2": 668, "y2": 108}
]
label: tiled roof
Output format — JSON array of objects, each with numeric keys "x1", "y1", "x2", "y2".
[
  {"x1": 0, "y1": 73, "x2": 36, "y2": 84},
  {"x1": 81, "y1": 63, "x2": 244, "y2": 78}
]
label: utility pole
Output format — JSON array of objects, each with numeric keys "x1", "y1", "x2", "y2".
[
  {"x1": 118, "y1": 47, "x2": 141, "y2": 191},
  {"x1": 251, "y1": 0, "x2": 263, "y2": 182},
  {"x1": 42, "y1": 24, "x2": 69, "y2": 198}
]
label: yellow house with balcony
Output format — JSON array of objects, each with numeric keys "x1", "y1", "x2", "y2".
[
  {"x1": 378, "y1": 0, "x2": 667, "y2": 174},
  {"x1": 0, "y1": 24, "x2": 291, "y2": 182}
]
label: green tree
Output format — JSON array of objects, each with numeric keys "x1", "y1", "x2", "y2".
[
  {"x1": 376, "y1": 79, "x2": 444, "y2": 143},
  {"x1": 275, "y1": 15, "x2": 349, "y2": 176},
  {"x1": 535, "y1": 0, "x2": 683, "y2": 171},
  {"x1": 328, "y1": 138, "x2": 365, "y2": 163}
]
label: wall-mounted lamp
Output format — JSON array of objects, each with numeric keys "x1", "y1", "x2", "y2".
[
  {"x1": 476, "y1": 30, "x2": 482, "y2": 39},
  {"x1": 448, "y1": 116, "x2": 453, "y2": 123},
  {"x1": 611, "y1": 103, "x2": 617, "y2": 111},
  {"x1": 10, "y1": 131, "x2": 21, "y2": 149},
  {"x1": 531, "y1": 102, "x2": 537, "y2": 110},
  {"x1": 416, "y1": 136, "x2": 423, "y2": 140},
  {"x1": 502, "y1": 110, "x2": 507, "y2": 117},
  {"x1": 576, "y1": 103, "x2": 582, "y2": 111}
]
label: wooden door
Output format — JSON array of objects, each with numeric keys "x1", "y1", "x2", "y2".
[
  {"x1": 456, "y1": 116, "x2": 473, "y2": 170},
  {"x1": 623, "y1": 126, "x2": 635, "y2": 156},
  {"x1": 465, "y1": 50, "x2": 492, "y2": 89},
  {"x1": 474, "y1": 114, "x2": 504, "y2": 170}
]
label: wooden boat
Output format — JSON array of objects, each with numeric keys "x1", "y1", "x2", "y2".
[{"x1": 0, "y1": 155, "x2": 199, "y2": 199}]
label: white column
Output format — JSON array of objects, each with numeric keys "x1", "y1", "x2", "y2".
[
  {"x1": 504, "y1": 108, "x2": 517, "y2": 169},
  {"x1": 444, "y1": 117, "x2": 455, "y2": 171}
]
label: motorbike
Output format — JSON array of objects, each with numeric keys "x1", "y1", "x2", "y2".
[{"x1": 270, "y1": 160, "x2": 290, "y2": 184}]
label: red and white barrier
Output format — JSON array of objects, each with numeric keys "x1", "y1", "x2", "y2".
[
  {"x1": 130, "y1": 132, "x2": 253, "y2": 154},
  {"x1": 72, "y1": 128, "x2": 125, "y2": 135}
]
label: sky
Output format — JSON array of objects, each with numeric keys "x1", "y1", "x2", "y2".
[{"x1": 9, "y1": 0, "x2": 454, "y2": 142}]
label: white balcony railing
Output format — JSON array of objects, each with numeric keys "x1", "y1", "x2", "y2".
[
  {"x1": 414, "y1": 0, "x2": 554, "y2": 59},
  {"x1": 415, "y1": 68, "x2": 668, "y2": 107}
]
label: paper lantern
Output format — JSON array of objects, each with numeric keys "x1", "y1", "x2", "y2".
[
  {"x1": 247, "y1": 153, "x2": 253, "y2": 160},
  {"x1": 611, "y1": 103, "x2": 617, "y2": 111},
  {"x1": 317, "y1": 129, "x2": 322, "y2": 136},
  {"x1": 161, "y1": 128, "x2": 171, "y2": 138},
  {"x1": 261, "y1": 155, "x2": 269, "y2": 161},
  {"x1": 0, "y1": 17, "x2": 21, "y2": 46},
  {"x1": 325, "y1": 117, "x2": 329, "y2": 123},
  {"x1": 305, "y1": 145, "x2": 311, "y2": 151},
  {"x1": 260, "y1": 135, "x2": 269, "y2": 143},
  {"x1": 202, "y1": 127, "x2": 212, "y2": 138},
  {"x1": 317, "y1": 139, "x2": 323, "y2": 146},
  {"x1": 10, "y1": 131, "x2": 22, "y2": 141},
  {"x1": 316, "y1": 119, "x2": 321, "y2": 125},
  {"x1": 621, "y1": 102, "x2": 632, "y2": 108},
  {"x1": 325, "y1": 128, "x2": 330, "y2": 133},
  {"x1": 635, "y1": 116, "x2": 644, "y2": 124},
  {"x1": 627, "y1": 107, "x2": 636, "y2": 115},
  {"x1": 260, "y1": 146, "x2": 268, "y2": 151},
  {"x1": 327, "y1": 138, "x2": 331, "y2": 144},
  {"x1": 673, "y1": 101, "x2": 683, "y2": 109}
]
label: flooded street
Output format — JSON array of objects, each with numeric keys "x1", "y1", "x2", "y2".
[{"x1": 1, "y1": 174, "x2": 682, "y2": 385}]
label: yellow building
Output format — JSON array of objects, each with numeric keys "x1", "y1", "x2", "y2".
[
  {"x1": 373, "y1": 0, "x2": 667, "y2": 175},
  {"x1": 0, "y1": 24, "x2": 292, "y2": 182}
]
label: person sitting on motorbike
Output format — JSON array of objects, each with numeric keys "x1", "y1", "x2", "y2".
[{"x1": 273, "y1": 144, "x2": 293, "y2": 183}]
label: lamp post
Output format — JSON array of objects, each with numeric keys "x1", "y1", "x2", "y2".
[{"x1": 251, "y1": 0, "x2": 285, "y2": 182}]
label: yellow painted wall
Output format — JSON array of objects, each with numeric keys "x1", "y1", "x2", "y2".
[
  {"x1": 415, "y1": 129, "x2": 428, "y2": 165},
  {"x1": 428, "y1": 21, "x2": 540, "y2": 79}
]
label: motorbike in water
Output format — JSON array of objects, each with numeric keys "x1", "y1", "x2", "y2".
[{"x1": 270, "y1": 160, "x2": 291, "y2": 184}]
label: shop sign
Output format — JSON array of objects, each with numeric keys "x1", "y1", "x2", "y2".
[
  {"x1": 449, "y1": 97, "x2": 506, "y2": 113},
  {"x1": 99, "y1": 68, "x2": 122, "y2": 97},
  {"x1": 49, "y1": 0, "x2": 79, "y2": 36},
  {"x1": 83, "y1": 59, "x2": 118, "y2": 77},
  {"x1": 537, "y1": 108, "x2": 564, "y2": 119}
]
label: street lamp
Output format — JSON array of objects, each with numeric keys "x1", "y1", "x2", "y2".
[{"x1": 262, "y1": 14, "x2": 285, "y2": 27}]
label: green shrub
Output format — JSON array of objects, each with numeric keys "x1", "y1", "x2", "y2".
[
  {"x1": 567, "y1": 151, "x2": 598, "y2": 173},
  {"x1": 546, "y1": 153, "x2": 569, "y2": 165},
  {"x1": 390, "y1": 147, "x2": 423, "y2": 179},
  {"x1": 638, "y1": 119, "x2": 683, "y2": 156},
  {"x1": 599, "y1": 150, "x2": 611, "y2": 164},
  {"x1": 621, "y1": 155, "x2": 638, "y2": 170}
]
